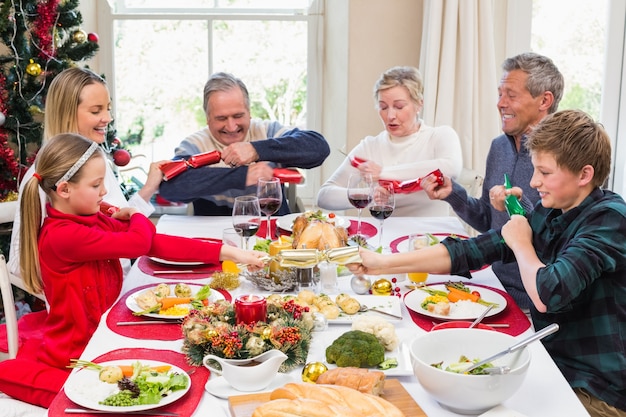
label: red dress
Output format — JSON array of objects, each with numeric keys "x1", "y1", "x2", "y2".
[{"x1": 0, "y1": 205, "x2": 222, "y2": 407}]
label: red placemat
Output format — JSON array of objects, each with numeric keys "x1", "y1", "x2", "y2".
[
  {"x1": 48, "y1": 348, "x2": 209, "y2": 417},
  {"x1": 106, "y1": 283, "x2": 231, "y2": 340},
  {"x1": 404, "y1": 283, "x2": 531, "y2": 336},
  {"x1": 348, "y1": 219, "x2": 377, "y2": 238},
  {"x1": 137, "y1": 256, "x2": 222, "y2": 279}
]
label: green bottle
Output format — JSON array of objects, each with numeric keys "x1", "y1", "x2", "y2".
[{"x1": 504, "y1": 174, "x2": 526, "y2": 217}]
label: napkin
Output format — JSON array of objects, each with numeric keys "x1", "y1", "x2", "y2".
[
  {"x1": 105, "y1": 283, "x2": 231, "y2": 340},
  {"x1": 349, "y1": 156, "x2": 444, "y2": 194},
  {"x1": 406, "y1": 283, "x2": 531, "y2": 336},
  {"x1": 347, "y1": 219, "x2": 377, "y2": 238},
  {"x1": 137, "y1": 256, "x2": 222, "y2": 279},
  {"x1": 48, "y1": 348, "x2": 209, "y2": 417}
]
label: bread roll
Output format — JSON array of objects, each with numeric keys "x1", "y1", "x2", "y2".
[
  {"x1": 315, "y1": 367, "x2": 385, "y2": 396},
  {"x1": 257, "y1": 383, "x2": 405, "y2": 417}
]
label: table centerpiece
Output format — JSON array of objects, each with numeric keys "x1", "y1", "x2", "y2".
[{"x1": 182, "y1": 297, "x2": 314, "y2": 372}]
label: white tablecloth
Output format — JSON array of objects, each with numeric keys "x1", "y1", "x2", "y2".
[{"x1": 68, "y1": 215, "x2": 589, "y2": 417}]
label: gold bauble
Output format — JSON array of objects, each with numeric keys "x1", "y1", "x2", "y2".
[
  {"x1": 72, "y1": 29, "x2": 87, "y2": 43},
  {"x1": 206, "y1": 329, "x2": 218, "y2": 339},
  {"x1": 26, "y1": 59, "x2": 42, "y2": 76},
  {"x1": 371, "y1": 278, "x2": 392, "y2": 296},
  {"x1": 260, "y1": 326, "x2": 272, "y2": 340},
  {"x1": 302, "y1": 362, "x2": 328, "y2": 383}
]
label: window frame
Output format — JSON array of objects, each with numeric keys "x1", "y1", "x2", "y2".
[{"x1": 96, "y1": 0, "x2": 324, "y2": 205}]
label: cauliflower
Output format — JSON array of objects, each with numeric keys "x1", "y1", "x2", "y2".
[
  {"x1": 325, "y1": 330, "x2": 385, "y2": 368},
  {"x1": 351, "y1": 315, "x2": 399, "y2": 351}
]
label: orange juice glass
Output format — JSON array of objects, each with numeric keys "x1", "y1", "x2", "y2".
[{"x1": 407, "y1": 235, "x2": 429, "y2": 284}]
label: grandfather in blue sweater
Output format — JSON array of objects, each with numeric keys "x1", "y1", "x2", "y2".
[
  {"x1": 159, "y1": 72, "x2": 330, "y2": 216},
  {"x1": 421, "y1": 53, "x2": 564, "y2": 310}
]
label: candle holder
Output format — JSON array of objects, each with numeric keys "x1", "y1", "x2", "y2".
[{"x1": 235, "y1": 295, "x2": 267, "y2": 325}]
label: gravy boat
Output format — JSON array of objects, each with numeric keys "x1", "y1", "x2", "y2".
[{"x1": 202, "y1": 349, "x2": 287, "y2": 392}]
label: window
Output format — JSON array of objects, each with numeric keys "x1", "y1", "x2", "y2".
[
  {"x1": 531, "y1": 0, "x2": 626, "y2": 193},
  {"x1": 97, "y1": 0, "x2": 322, "y2": 200}
]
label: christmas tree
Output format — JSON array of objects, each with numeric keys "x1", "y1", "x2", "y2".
[{"x1": 0, "y1": 0, "x2": 99, "y2": 202}]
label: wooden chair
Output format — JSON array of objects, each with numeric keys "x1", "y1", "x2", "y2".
[
  {"x1": 455, "y1": 168, "x2": 485, "y2": 237},
  {"x1": 0, "y1": 254, "x2": 18, "y2": 360}
]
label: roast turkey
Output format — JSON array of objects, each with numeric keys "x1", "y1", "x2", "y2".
[{"x1": 291, "y1": 213, "x2": 348, "y2": 250}]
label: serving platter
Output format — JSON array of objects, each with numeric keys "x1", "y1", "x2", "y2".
[
  {"x1": 403, "y1": 284, "x2": 507, "y2": 321},
  {"x1": 64, "y1": 359, "x2": 191, "y2": 412},
  {"x1": 306, "y1": 327, "x2": 414, "y2": 376},
  {"x1": 125, "y1": 283, "x2": 225, "y2": 319},
  {"x1": 275, "y1": 212, "x2": 349, "y2": 232},
  {"x1": 330, "y1": 294, "x2": 402, "y2": 324}
]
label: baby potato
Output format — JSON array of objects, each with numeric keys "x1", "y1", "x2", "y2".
[
  {"x1": 297, "y1": 289, "x2": 316, "y2": 305},
  {"x1": 174, "y1": 283, "x2": 192, "y2": 298},
  {"x1": 99, "y1": 365, "x2": 124, "y2": 383},
  {"x1": 335, "y1": 293, "x2": 351, "y2": 306},
  {"x1": 154, "y1": 283, "x2": 170, "y2": 300},
  {"x1": 266, "y1": 294, "x2": 284, "y2": 306},
  {"x1": 320, "y1": 304, "x2": 340, "y2": 320},
  {"x1": 339, "y1": 297, "x2": 361, "y2": 315}
]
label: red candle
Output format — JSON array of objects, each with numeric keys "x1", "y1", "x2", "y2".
[{"x1": 235, "y1": 295, "x2": 267, "y2": 324}]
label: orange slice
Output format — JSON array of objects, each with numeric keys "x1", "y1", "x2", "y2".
[{"x1": 222, "y1": 260, "x2": 241, "y2": 274}]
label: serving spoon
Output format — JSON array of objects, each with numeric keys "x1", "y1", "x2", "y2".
[{"x1": 463, "y1": 323, "x2": 559, "y2": 374}]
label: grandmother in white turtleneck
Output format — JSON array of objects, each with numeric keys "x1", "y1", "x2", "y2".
[{"x1": 316, "y1": 66, "x2": 463, "y2": 217}]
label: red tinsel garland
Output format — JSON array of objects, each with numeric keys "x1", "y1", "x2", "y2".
[
  {"x1": 34, "y1": 0, "x2": 60, "y2": 59},
  {"x1": 0, "y1": 72, "x2": 19, "y2": 201}
]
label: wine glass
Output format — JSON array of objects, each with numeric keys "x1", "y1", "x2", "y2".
[
  {"x1": 347, "y1": 173, "x2": 373, "y2": 238},
  {"x1": 232, "y1": 196, "x2": 262, "y2": 250},
  {"x1": 369, "y1": 182, "x2": 395, "y2": 250},
  {"x1": 257, "y1": 177, "x2": 282, "y2": 239}
]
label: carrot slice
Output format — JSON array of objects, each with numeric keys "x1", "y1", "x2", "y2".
[
  {"x1": 159, "y1": 297, "x2": 192, "y2": 311},
  {"x1": 446, "y1": 286, "x2": 480, "y2": 303}
]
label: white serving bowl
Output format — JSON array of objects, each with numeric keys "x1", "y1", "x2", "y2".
[{"x1": 409, "y1": 328, "x2": 531, "y2": 415}]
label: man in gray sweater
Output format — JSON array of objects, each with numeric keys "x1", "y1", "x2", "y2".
[{"x1": 422, "y1": 52, "x2": 564, "y2": 310}]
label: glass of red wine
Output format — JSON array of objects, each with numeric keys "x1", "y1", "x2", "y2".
[
  {"x1": 232, "y1": 196, "x2": 262, "y2": 250},
  {"x1": 347, "y1": 173, "x2": 374, "y2": 238},
  {"x1": 257, "y1": 177, "x2": 282, "y2": 239},
  {"x1": 369, "y1": 182, "x2": 395, "y2": 250}
]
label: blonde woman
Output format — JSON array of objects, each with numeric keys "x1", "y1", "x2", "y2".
[
  {"x1": 8, "y1": 67, "x2": 167, "y2": 277},
  {"x1": 316, "y1": 66, "x2": 463, "y2": 217}
]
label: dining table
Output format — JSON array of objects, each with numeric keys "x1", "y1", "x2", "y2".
[{"x1": 47, "y1": 214, "x2": 590, "y2": 417}]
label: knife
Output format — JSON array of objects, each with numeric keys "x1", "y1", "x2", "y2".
[
  {"x1": 117, "y1": 321, "x2": 180, "y2": 326},
  {"x1": 152, "y1": 270, "x2": 208, "y2": 275},
  {"x1": 65, "y1": 408, "x2": 179, "y2": 416}
]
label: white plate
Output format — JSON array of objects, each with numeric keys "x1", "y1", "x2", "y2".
[
  {"x1": 125, "y1": 284, "x2": 225, "y2": 319},
  {"x1": 391, "y1": 232, "x2": 468, "y2": 253},
  {"x1": 306, "y1": 328, "x2": 414, "y2": 376},
  {"x1": 276, "y1": 213, "x2": 349, "y2": 232},
  {"x1": 148, "y1": 257, "x2": 205, "y2": 266},
  {"x1": 403, "y1": 284, "x2": 507, "y2": 320},
  {"x1": 64, "y1": 360, "x2": 191, "y2": 412},
  {"x1": 204, "y1": 373, "x2": 296, "y2": 399},
  {"x1": 329, "y1": 295, "x2": 402, "y2": 324}
]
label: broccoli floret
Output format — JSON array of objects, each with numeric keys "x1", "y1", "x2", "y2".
[{"x1": 325, "y1": 330, "x2": 385, "y2": 368}]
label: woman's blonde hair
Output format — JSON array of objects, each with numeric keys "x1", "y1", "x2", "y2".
[
  {"x1": 20, "y1": 134, "x2": 104, "y2": 294},
  {"x1": 373, "y1": 66, "x2": 424, "y2": 106},
  {"x1": 43, "y1": 67, "x2": 106, "y2": 141}
]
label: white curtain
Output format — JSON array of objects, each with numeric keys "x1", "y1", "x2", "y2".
[{"x1": 419, "y1": 0, "x2": 502, "y2": 176}]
